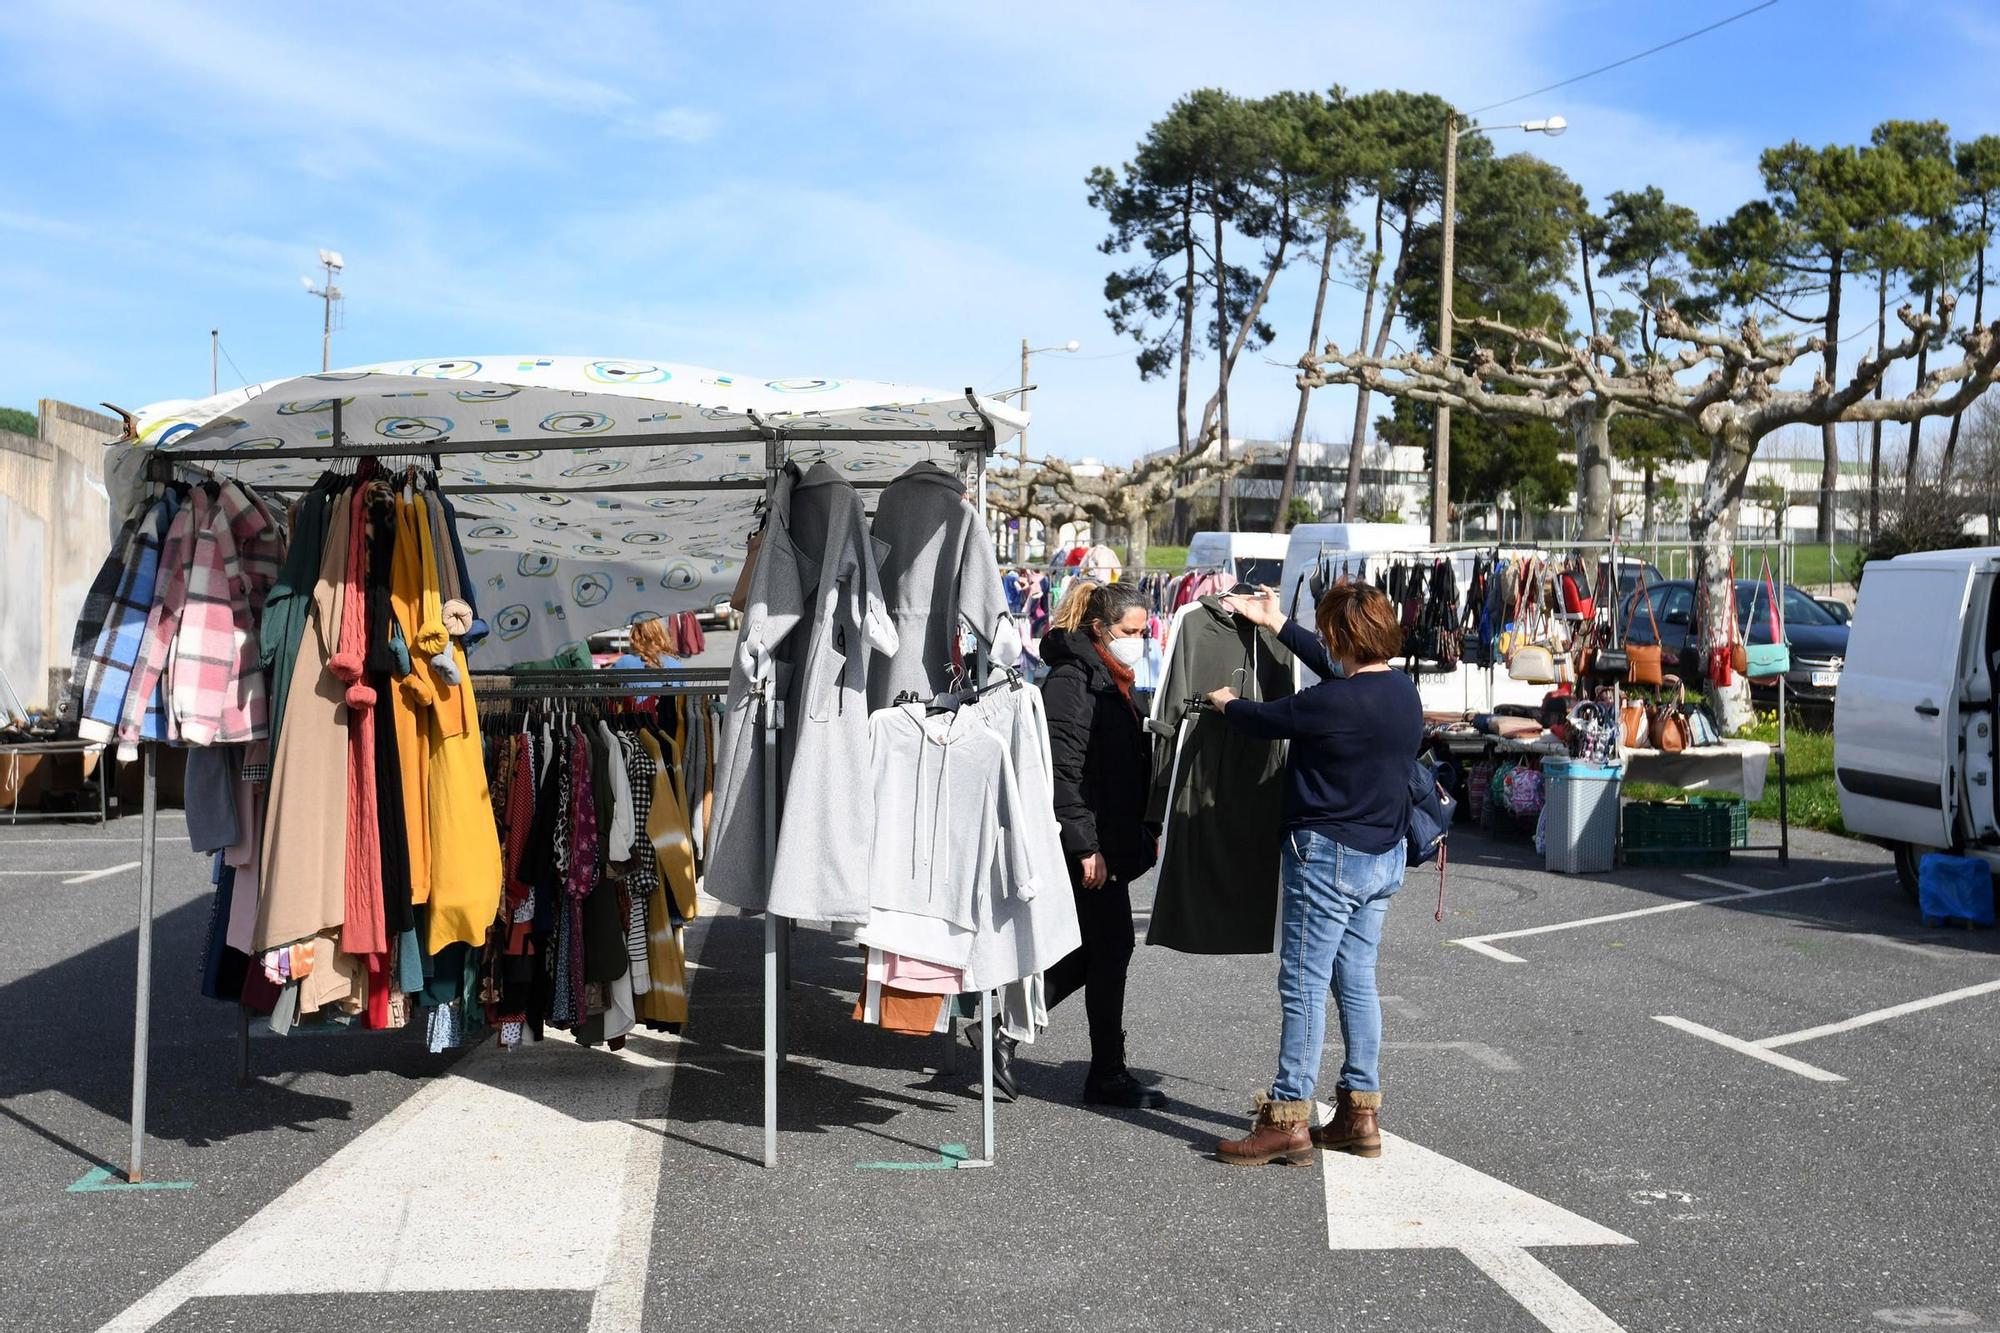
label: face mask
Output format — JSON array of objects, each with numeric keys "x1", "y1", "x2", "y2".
[{"x1": 1107, "y1": 636, "x2": 1146, "y2": 668}]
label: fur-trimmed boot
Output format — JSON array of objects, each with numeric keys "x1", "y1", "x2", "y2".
[
  {"x1": 1216, "y1": 1092, "x2": 1314, "y2": 1167},
  {"x1": 1312, "y1": 1087, "x2": 1382, "y2": 1157}
]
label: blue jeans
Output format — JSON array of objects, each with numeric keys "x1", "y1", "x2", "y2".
[{"x1": 1271, "y1": 830, "x2": 1406, "y2": 1101}]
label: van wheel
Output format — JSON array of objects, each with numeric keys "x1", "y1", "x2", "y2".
[{"x1": 1892, "y1": 843, "x2": 1938, "y2": 900}]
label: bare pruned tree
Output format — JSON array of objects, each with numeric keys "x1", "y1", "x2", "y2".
[
  {"x1": 987, "y1": 444, "x2": 1265, "y2": 567},
  {"x1": 1300, "y1": 295, "x2": 2000, "y2": 729}
]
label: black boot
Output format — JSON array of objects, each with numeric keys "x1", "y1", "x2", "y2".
[
  {"x1": 1084, "y1": 1034, "x2": 1166, "y2": 1110},
  {"x1": 963, "y1": 1018, "x2": 1020, "y2": 1102}
]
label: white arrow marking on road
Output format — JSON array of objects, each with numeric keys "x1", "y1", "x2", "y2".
[
  {"x1": 63, "y1": 861, "x2": 142, "y2": 884},
  {"x1": 1321, "y1": 1125, "x2": 1634, "y2": 1333}
]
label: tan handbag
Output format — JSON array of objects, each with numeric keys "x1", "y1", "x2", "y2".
[
  {"x1": 1650, "y1": 680, "x2": 1692, "y2": 753},
  {"x1": 1620, "y1": 695, "x2": 1650, "y2": 749},
  {"x1": 1625, "y1": 570, "x2": 1665, "y2": 688},
  {"x1": 1506, "y1": 562, "x2": 1559, "y2": 683}
]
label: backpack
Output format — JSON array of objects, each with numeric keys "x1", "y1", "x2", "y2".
[{"x1": 1407, "y1": 755, "x2": 1457, "y2": 923}]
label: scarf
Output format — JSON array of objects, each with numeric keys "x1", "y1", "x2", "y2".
[{"x1": 1093, "y1": 638, "x2": 1137, "y2": 703}]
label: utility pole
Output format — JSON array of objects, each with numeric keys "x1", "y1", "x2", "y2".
[
  {"x1": 1013, "y1": 338, "x2": 1080, "y2": 562},
  {"x1": 210, "y1": 329, "x2": 218, "y2": 396},
  {"x1": 1433, "y1": 112, "x2": 1459, "y2": 545},
  {"x1": 303, "y1": 249, "x2": 344, "y2": 372}
]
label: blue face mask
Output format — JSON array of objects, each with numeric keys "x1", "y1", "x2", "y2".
[{"x1": 1327, "y1": 659, "x2": 1347, "y2": 679}]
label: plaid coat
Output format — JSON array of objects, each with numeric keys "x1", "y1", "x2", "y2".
[
  {"x1": 75, "y1": 490, "x2": 180, "y2": 746},
  {"x1": 58, "y1": 507, "x2": 143, "y2": 722},
  {"x1": 118, "y1": 487, "x2": 205, "y2": 750},
  {"x1": 171, "y1": 482, "x2": 282, "y2": 745}
]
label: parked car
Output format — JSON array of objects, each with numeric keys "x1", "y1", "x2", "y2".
[
  {"x1": 1620, "y1": 578, "x2": 1850, "y2": 716},
  {"x1": 1596, "y1": 557, "x2": 1666, "y2": 606},
  {"x1": 1834, "y1": 547, "x2": 2000, "y2": 897}
]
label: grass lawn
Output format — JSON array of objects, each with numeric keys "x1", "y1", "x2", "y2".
[
  {"x1": 1145, "y1": 545, "x2": 1188, "y2": 569},
  {"x1": 1625, "y1": 716, "x2": 1845, "y2": 835}
]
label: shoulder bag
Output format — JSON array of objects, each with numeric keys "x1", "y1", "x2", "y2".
[
  {"x1": 1744, "y1": 555, "x2": 1791, "y2": 683},
  {"x1": 1619, "y1": 693, "x2": 1650, "y2": 749},
  {"x1": 1624, "y1": 570, "x2": 1665, "y2": 688}
]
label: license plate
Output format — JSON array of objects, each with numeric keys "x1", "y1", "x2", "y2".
[{"x1": 1810, "y1": 669, "x2": 1841, "y2": 688}]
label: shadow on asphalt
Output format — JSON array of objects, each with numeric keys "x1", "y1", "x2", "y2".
[{"x1": 0, "y1": 895, "x2": 447, "y2": 1155}]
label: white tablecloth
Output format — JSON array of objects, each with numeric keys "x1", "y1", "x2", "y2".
[{"x1": 1620, "y1": 740, "x2": 1771, "y2": 801}]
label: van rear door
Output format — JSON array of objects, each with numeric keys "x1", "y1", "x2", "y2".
[{"x1": 1834, "y1": 562, "x2": 1977, "y2": 848}]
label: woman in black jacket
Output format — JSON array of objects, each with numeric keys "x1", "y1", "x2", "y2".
[{"x1": 1038, "y1": 581, "x2": 1166, "y2": 1110}]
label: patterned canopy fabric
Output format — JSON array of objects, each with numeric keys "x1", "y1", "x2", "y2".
[{"x1": 112, "y1": 356, "x2": 1022, "y2": 666}]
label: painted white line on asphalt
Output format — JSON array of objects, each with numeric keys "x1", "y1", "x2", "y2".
[
  {"x1": 1757, "y1": 977, "x2": 2000, "y2": 1049},
  {"x1": 96, "y1": 1039, "x2": 676, "y2": 1332},
  {"x1": 1683, "y1": 873, "x2": 1758, "y2": 893},
  {"x1": 1651, "y1": 1015, "x2": 1846, "y2": 1082},
  {"x1": 1322, "y1": 1130, "x2": 1633, "y2": 1331},
  {"x1": 1848, "y1": 932, "x2": 1963, "y2": 961},
  {"x1": 1452, "y1": 870, "x2": 1897, "y2": 960},
  {"x1": 0, "y1": 836, "x2": 145, "y2": 844},
  {"x1": 1462, "y1": 1246, "x2": 1629, "y2": 1333},
  {"x1": 62, "y1": 861, "x2": 141, "y2": 885},
  {"x1": 1454, "y1": 938, "x2": 1527, "y2": 963}
]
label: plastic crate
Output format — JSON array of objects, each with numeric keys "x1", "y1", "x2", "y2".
[
  {"x1": 1543, "y1": 759, "x2": 1622, "y2": 874},
  {"x1": 1622, "y1": 800, "x2": 1732, "y2": 868},
  {"x1": 1689, "y1": 793, "x2": 1749, "y2": 848}
]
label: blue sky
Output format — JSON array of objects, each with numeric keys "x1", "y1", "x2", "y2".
[{"x1": 3, "y1": 0, "x2": 1995, "y2": 463}]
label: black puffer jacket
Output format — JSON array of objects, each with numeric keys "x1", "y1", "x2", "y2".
[{"x1": 1039, "y1": 628, "x2": 1159, "y2": 883}]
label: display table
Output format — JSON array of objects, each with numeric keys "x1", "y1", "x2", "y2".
[
  {"x1": 0, "y1": 739, "x2": 114, "y2": 824},
  {"x1": 1619, "y1": 739, "x2": 1772, "y2": 801}
]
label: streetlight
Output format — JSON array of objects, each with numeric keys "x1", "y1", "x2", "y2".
[
  {"x1": 1014, "y1": 338, "x2": 1081, "y2": 561},
  {"x1": 1432, "y1": 113, "x2": 1566, "y2": 542},
  {"x1": 302, "y1": 248, "x2": 345, "y2": 372}
]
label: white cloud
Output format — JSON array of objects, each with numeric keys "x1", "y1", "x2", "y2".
[{"x1": 619, "y1": 107, "x2": 721, "y2": 145}]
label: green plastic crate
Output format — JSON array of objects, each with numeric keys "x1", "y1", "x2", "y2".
[
  {"x1": 1689, "y1": 793, "x2": 1749, "y2": 849},
  {"x1": 1622, "y1": 800, "x2": 1732, "y2": 868}
]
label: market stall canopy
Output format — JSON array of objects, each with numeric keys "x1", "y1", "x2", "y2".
[{"x1": 109, "y1": 355, "x2": 1024, "y2": 666}]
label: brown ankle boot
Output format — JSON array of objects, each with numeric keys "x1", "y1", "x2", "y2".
[
  {"x1": 1312, "y1": 1087, "x2": 1382, "y2": 1157},
  {"x1": 1216, "y1": 1092, "x2": 1313, "y2": 1167}
]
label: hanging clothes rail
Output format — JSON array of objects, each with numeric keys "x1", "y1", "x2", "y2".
[{"x1": 113, "y1": 372, "x2": 1009, "y2": 1181}]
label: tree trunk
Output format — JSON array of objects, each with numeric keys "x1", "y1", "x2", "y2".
[
  {"x1": 1694, "y1": 421, "x2": 1758, "y2": 734},
  {"x1": 1574, "y1": 403, "x2": 1614, "y2": 540},
  {"x1": 1868, "y1": 267, "x2": 1886, "y2": 540},
  {"x1": 1904, "y1": 285, "x2": 1937, "y2": 503},
  {"x1": 1816, "y1": 249, "x2": 1843, "y2": 543},
  {"x1": 1943, "y1": 198, "x2": 1987, "y2": 483},
  {"x1": 1343, "y1": 194, "x2": 1389, "y2": 521},
  {"x1": 1127, "y1": 509, "x2": 1151, "y2": 572},
  {"x1": 1172, "y1": 186, "x2": 1198, "y2": 544},
  {"x1": 1642, "y1": 461, "x2": 1658, "y2": 546},
  {"x1": 1214, "y1": 208, "x2": 1233, "y2": 530},
  {"x1": 1278, "y1": 221, "x2": 1340, "y2": 532}
]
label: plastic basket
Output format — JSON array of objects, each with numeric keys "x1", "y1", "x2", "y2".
[
  {"x1": 1689, "y1": 793, "x2": 1749, "y2": 848},
  {"x1": 1543, "y1": 759, "x2": 1622, "y2": 875},
  {"x1": 1622, "y1": 800, "x2": 1732, "y2": 868}
]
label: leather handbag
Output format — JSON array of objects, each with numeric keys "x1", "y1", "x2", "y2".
[
  {"x1": 1625, "y1": 570, "x2": 1665, "y2": 688},
  {"x1": 1559, "y1": 557, "x2": 1595, "y2": 618},
  {"x1": 1650, "y1": 680, "x2": 1692, "y2": 753},
  {"x1": 1686, "y1": 701, "x2": 1722, "y2": 748},
  {"x1": 1745, "y1": 555, "x2": 1790, "y2": 682},
  {"x1": 1619, "y1": 695, "x2": 1650, "y2": 749},
  {"x1": 1509, "y1": 644, "x2": 1558, "y2": 684}
]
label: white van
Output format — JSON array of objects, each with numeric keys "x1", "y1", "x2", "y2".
[
  {"x1": 1833, "y1": 547, "x2": 2000, "y2": 894},
  {"x1": 1184, "y1": 531, "x2": 1292, "y2": 589},
  {"x1": 1274, "y1": 523, "x2": 1434, "y2": 623}
]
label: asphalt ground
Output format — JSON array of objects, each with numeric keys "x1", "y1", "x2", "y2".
[{"x1": 3, "y1": 808, "x2": 1997, "y2": 1332}]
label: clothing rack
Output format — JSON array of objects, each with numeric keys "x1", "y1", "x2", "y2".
[{"x1": 119, "y1": 389, "x2": 1005, "y2": 1182}]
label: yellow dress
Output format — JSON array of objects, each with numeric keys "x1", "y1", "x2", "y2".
[
  {"x1": 416, "y1": 491, "x2": 504, "y2": 953},
  {"x1": 388, "y1": 494, "x2": 434, "y2": 905}
]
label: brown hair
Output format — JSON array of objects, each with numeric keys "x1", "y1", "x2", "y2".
[
  {"x1": 629, "y1": 616, "x2": 675, "y2": 670},
  {"x1": 1049, "y1": 579, "x2": 1101, "y2": 633},
  {"x1": 1314, "y1": 583, "x2": 1403, "y2": 666}
]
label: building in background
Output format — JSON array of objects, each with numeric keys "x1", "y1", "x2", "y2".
[{"x1": 0, "y1": 401, "x2": 116, "y2": 709}]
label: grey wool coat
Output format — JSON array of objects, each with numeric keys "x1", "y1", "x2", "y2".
[
  {"x1": 866, "y1": 462, "x2": 1020, "y2": 710},
  {"x1": 705, "y1": 462, "x2": 899, "y2": 922}
]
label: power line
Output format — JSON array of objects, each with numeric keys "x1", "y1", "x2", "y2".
[
  {"x1": 1468, "y1": 0, "x2": 1780, "y2": 117},
  {"x1": 215, "y1": 339, "x2": 253, "y2": 393}
]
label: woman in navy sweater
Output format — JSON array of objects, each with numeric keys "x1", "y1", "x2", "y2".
[{"x1": 1205, "y1": 583, "x2": 1422, "y2": 1167}]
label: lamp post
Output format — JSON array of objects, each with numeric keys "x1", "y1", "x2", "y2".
[
  {"x1": 1015, "y1": 338, "x2": 1080, "y2": 561},
  {"x1": 1433, "y1": 113, "x2": 1566, "y2": 543},
  {"x1": 302, "y1": 248, "x2": 345, "y2": 372}
]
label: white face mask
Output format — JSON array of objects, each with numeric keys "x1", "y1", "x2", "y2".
[{"x1": 1107, "y1": 636, "x2": 1146, "y2": 667}]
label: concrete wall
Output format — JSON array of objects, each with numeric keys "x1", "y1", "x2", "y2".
[{"x1": 0, "y1": 400, "x2": 115, "y2": 709}]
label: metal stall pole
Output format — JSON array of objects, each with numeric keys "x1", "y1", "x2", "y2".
[
  {"x1": 1779, "y1": 537, "x2": 1791, "y2": 867},
  {"x1": 127, "y1": 742, "x2": 158, "y2": 1183},
  {"x1": 761, "y1": 687, "x2": 781, "y2": 1168}
]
